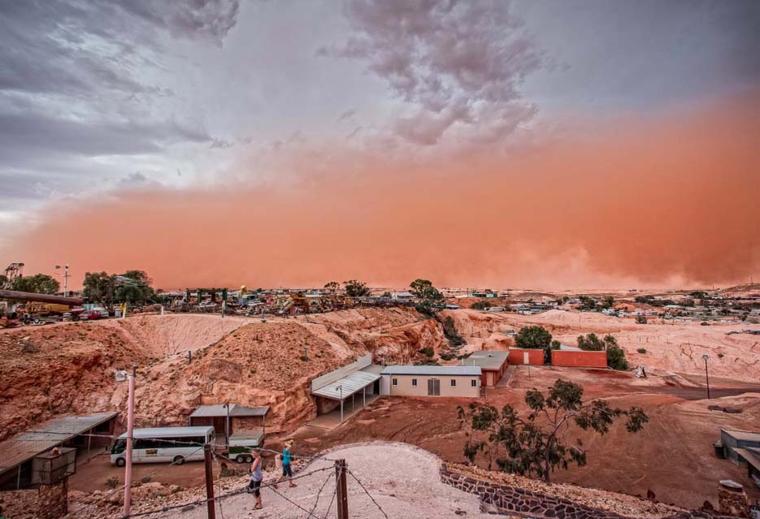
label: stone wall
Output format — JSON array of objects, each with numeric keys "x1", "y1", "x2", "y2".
[
  {"x1": 439, "y1": 464, "x2": 741, "y2": 519},
  {"x1": 0, "y1": 480, "x2": 68, "y2": 519}
]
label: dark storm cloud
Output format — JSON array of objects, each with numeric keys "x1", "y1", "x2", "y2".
[
  {"x1": 0, "y1": 110, "x2": 209, "y2": 162},
  {"x1": 0, "y1": 0, "x2": 239, "y2": 207},
  {"x1": 322, "y1": 0, "x2": 541, "y2": 145},
  {"x1": 0, "y1": 0, "x2": 239, "y2": 97}
]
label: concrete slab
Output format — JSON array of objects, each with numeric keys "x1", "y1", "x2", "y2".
[{"x1": 307, "y1": 394, "x2": 380, "y2": 430}]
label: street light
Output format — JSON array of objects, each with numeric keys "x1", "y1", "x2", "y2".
[
  {"x1": 54, "y1": 264, "x2": 70, "y2": 297},
  {"x1": 702, "y1": 354, "x2": 711, "y2": 400}
]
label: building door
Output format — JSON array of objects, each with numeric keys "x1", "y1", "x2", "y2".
[{"x1": 427, "y1": 378, "x2": 440, "y2": 396}]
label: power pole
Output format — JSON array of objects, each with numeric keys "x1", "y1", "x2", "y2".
[
  {"x1": 204, "y1": 444, "x2": 216, "y2": 519},
  {"x1": 123, "y1": 366, "x2": 136, "y2": 517},
  {"x1": 335, "y1": 459, "x2": 348, "y2": 519}
]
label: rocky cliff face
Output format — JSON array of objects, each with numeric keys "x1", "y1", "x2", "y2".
[
  {"x1": 0, "y1": 308, "x2": 460, "y2": 439},
  {"x1": 0, "y1": 323, "x2": 153, "y2": 440}
]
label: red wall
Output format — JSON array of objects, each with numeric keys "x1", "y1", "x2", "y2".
[
  {"x1": 551, "y1": 350, "x2": 607, "y2": 368},
  {"x1": 507, "y1": 349, "x2": 545, "y2": 365}
]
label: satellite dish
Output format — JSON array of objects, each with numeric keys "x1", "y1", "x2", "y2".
[{"x1": 114, "y1": 370, "x2": 128, "y2": 382}]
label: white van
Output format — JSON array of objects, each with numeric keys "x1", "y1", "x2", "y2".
[{"x1": 110, "y1": 426, "x2": 215, "y2": 466}]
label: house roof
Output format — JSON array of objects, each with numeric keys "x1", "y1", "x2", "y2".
[
  {"x1": 190, "y1": 404, "x2": 269, "y2": 418},
  {"x1": 0, "y1": 412, "x2": 118, "y2": 476},
  {"x1": 312, "y1": 370, "x2": 381, "y2": 401},
  {"x1": 381, "y1": 365, "x2": 481, "y2": 376},
  {"x1": 463, "y1": 350, "x2": 508, "y2": 370}
]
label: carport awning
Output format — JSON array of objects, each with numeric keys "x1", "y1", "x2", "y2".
[{"x1": 312, "y1": 371, "x2": 380, "y2": 401}]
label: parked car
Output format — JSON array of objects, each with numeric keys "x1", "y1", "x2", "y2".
[
  {"x1": 80, "y1": 307, "x2": 108, "y2": 320},
  {"x1": 225, "y1": 433, "x2": 264, "y2": 463}
]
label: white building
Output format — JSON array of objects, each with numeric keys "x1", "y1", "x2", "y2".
[{"x1": 380, "y1": 365, "x2": 481, "y2": 397}]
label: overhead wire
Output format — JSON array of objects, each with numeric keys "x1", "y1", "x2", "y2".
[{"x1": 348, "y1": 469, "x2": 389, "y2": 519}]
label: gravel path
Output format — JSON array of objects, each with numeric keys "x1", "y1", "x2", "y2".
[{"x1": 161, "y1": 442, "x2": 492, "y2": 519}]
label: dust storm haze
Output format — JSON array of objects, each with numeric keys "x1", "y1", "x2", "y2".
[{"x1": 8, "y1": 94, "x2": 760, "y2": 290}]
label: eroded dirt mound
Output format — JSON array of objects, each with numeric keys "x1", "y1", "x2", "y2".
[
  {"x1": 113, "y1": 314, "x2": 250, "y2": 356},
  {"x1": 131, "y1": 320, "x2": 348, "y2": 431},
  {"x1": 0, "y1": 309, "x2": 445, "y2": 439}
]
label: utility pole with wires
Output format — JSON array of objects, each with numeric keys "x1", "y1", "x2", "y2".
[
  {"x1": 123, "y1": 366, "x2": 136, "y2": 518},
  {"x1": 335, "y1": 459, "x2": 348, "y2": 519},
  {"x1": 204, "y1": 444, "x2": 216, "y2": 519},
  {"x1": 54, "y1": 264, "x2": 70, "y2": 297}
]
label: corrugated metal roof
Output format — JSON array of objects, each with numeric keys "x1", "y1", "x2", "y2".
[
  {"x1": 463, "y1": 351, "x2": 508, "y2": 370},
  {"x1": 190, "y1": 404, "x2": 269, "y2": 418},
  {"x1": 722, "y1": 428, "x2": 760, "y2": 443},
  {"x1": 312, "y1": 370, "x2": 380, "y2": 400},
  {"x1": 117, "y1": 426, "x2": 214, "y2": 439},
  {"x1": 0, "y1": 412, "x2": 118, "y2": 475},
  {"x1": 734, "y1": 448, "x2": 760, "y2": 472},
  {"x1": 381, "y1": 365, "x2": 481, "y2": 376}
]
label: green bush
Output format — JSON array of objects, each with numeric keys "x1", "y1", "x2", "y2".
[
  {"x1": 471, "y1": 300, "x2": 492, "y2": 310},
  {"x1": 607, "y1": 345, "x2": 628, "y2": 370},
  {"x1": 442, "y1": 316, "x2": 465, "y2": 347},
  {"x1": 577, "y1": 333, "x2": 604, "y2": 351},
  {"x1": 419, "y1": 347, "x2": 435, "y2": 357},
  {"x1": 515, "y1": 326, "x2": 552, "y2": 349}
]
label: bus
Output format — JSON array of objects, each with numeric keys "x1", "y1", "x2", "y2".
[{"x1": 110, "y1": 426, "x2": 215, "y2": 466}]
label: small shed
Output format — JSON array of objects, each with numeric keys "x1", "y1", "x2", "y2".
[
  {"x1": 0, "y1": 412, "x2": 117, "y2": 490},
  {"x1": 189, "y1": 404, "x2": 269, "y2": 437},
  {"x1": 463, "y1": 350, "x2": 509, "y2": 386},
  {"x1": 718, "y1": 429, "x2": 760, "y2": 463}
]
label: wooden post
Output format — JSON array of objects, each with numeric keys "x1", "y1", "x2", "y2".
[
  {"x1": 204, "y1": 444, "x2": 216, "y2": 519},
  {"x1": 123, "y1": 366, "x2": 136, "y2": 517},
  {"x1": 335, "y1": 459, "x2": 348, "y2": 519}
]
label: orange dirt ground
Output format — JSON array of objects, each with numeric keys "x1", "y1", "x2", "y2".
[
  {"x1": 291, "y1": 366, "x2": 760, "y2": 510},
  {"x1": 3, "y1": 306, "x2": 759, "y2": 513}
]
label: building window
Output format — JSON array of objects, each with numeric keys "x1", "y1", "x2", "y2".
[
  {"x1": 412, "y1": 378, "x2": 417, "y2": 386},
  {"x1": 392, "y1": 378, "x2": 398, "y2": 386},
  {"x1": 471, "y1": 379, "x2": 477, "y2": 387},
  {"x1": 450, "y1": 379, "x2": 456, "y2": 387}
]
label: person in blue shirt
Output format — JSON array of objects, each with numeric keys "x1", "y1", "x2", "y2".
[{"x1": 280, "y1": 440, "x2": 296, "y2": 487}]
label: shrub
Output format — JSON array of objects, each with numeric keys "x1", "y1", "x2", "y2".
[
  {"x1": 577, "y1": 333, "x2": 604, "y2": 351},
  {"x1": 515, "y1": 326, "x2": 552, "y2": 350},
  {"x1": 105, "y1": 476, "x2": 120, "y2": 489},
  {"x1": 419, "y1": 347, "x2": 435, "y2": 357},
  {"x1": 607, "y1": 345, "x2": 628, "y2": 370},
  {"x1": 442, "y1": 316, "x2": 465, "y2": 347},
  {"x1": 440, "y1": 352, "x2": 455, "y2": 361},
  {"x1": 635, "y1": 314, "x2": 647, "y2": 324},
  {"x1": 637, "y1": 348, "x2": 647, "y2": 354},
  {"x1": 471, "y1": 300, "x2": 492, "y2": 310}
]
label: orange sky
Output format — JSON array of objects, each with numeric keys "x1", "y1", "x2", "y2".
[{"x1": 5, "y1": 93, "x2": 759, "y2": 290}]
